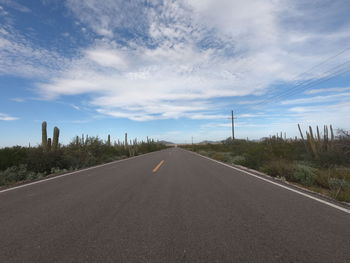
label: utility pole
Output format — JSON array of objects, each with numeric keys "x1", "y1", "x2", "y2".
[
  {"x1": 231, "y1": 110, "x2": 235, "y2": 140},
  {"x1": 191, "y1": 136, "x2": 193, "y2": 145}
]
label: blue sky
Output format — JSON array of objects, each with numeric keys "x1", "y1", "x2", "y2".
[{"x1": 1, "y1": 0, "x2": 350, "y2": 146}]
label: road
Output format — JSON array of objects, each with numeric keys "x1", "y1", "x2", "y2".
[{"x1": 0, "y1": 148, "x2": 349, "y2": 262}]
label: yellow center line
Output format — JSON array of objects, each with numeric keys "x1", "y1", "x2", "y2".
[{"x1": 152, "y1": 160, "x2": 165, "y2": 173}]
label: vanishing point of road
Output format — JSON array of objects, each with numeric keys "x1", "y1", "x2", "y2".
[{"x1": 0, "y1": 148, "x2": 349, "y2": 262}]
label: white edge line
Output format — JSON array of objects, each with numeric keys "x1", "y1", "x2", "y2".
[
  {"x1": 186, "y1": 149, "x2": 350, "y2": 215},
  {"x1": 0, "y1": 150, "x2": 166, "y2": 194}
]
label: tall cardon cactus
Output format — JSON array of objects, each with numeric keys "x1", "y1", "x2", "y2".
[
  {"x1": 41, "y1": 121, "x2": 60, "y2": 151},
  {"x1": 42, "y1": 121, "x2": 48, "y2": 150},
  {"x1": 52, "y1": 127, "x2": 60, "y2": 150}
]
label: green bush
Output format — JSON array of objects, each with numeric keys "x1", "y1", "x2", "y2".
[
  {"x1": 293, "y1": 164, "x2": 317, "y2": 186},
  {"x1": 317, "y1": 150, "x2": 350, "y2": 168},
  {"x1": 209, "y1": 152, "x2": 227, "y2": 162},
  {"x1": 260, "y1": 159, "x2": 295, "y2": 180},
  {"x1": 315, "y1": 169, "x2": 330, "y2": 189},
  {"x1": 0, "y1": 164, "x2": 28, "y2": 185},
  {"x1": 329, "y1": 178, "x2": 350, "y2": 201},
  {"x1": 0, "y1": 146, "x2": 27, "y2": 171},
  {"x1": 231, "y1": 155, "x2": 246, "y2": 165},
  {"x1": 0, "y1": 136, "x2": 167, "y2": 186}
]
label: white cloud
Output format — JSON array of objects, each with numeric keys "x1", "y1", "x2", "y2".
[
  {"x1": 70, "y1": 104, "x2": 81, "y2": 111},
  {"x1": 0, "y1": 26, "x2": 70, "y2": 78},
  {"x1": 86, "y1": 48, "x2": 127, "y2": 69},
  {"x1": 288, "y1": 100, "x2": 350, "y2": 130},
  {"x1": 282, "y1": 92, "x2": 350, "y2": 105},
  {"x1": 2, "y1": 0, "x2": 350, "y2": 125},
  {"x1": 0, "y1": 113, "x2": 18, "y2": 121},
  {"x1": 65, "y1": 0, "x2": 148, "y2": 39},
  {"x1": 305, "y1": 86, "x2": 350, "y2": 95},
  {"x1": 10, "y1": 97, "x2": 25, "y2": 102},
  {"x1": 190, "y1": 114, "x2": 228, "y2": 120},
  {"x1": 0, "y1": 0, "x2": 31, "y2": 13}
]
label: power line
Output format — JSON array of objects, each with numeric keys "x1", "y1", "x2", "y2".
[
  {"x1": 259, "y1": 62, "x2": 349, "y2": 106},
  {"x1": 290, "y1": 47, "x2": 350, "y2": 80},
  {"x1": 271, "y1": 64, "x2": 350, "y2": 103},
  {"x1": 232, "y1": 47, "x2": 350, "y2": 95},
  {"x1": 235, "y1": 56, "x2": 350, "y2": 116},
  {"x1": 220, "y1": 47, "x2": 350, "y2": 137}
]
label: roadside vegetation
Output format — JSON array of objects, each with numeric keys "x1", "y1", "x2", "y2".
[
  {"x1": 0, "y1": 122, "x2": 167, "y2": 187},
  {"x1": 181, "y1": 125, "x2": 350, "y2": 203}
]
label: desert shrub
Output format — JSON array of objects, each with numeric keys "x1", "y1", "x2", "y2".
[
  {"x1": 262, "y1": 139, "x2": 305, "y2": 161},
  {"x1": 260, "y1": 159, "x2": 295, "y2": 180},
  {"x1": 293, "y1": 164, "x2": 317, "y2": 186},
  {"x1": 333, "y1": 167, "x2": 350, "y2": 181},
  {"x1": 240, "y1": 153, "x2": 264, "y2": 170},
  {"x1": 50, "y1": 167, "x2": 68, "y2": 174},
  {"x1": 197, "y1": 150, "x2": 209, "y2": 156},
  {"x1": 335, "y1": 188, "x2": 350, "y2": 202},
  {"x1": 316, "y1": 150, "x2": 349, "y2": 168},
  {"x1": 315, "y1": 170, "x2": 331, "y2": 189},
  {"x1": 0, "y1": 146, "x2": 27, "y2": 171},
  {"x1": 26, "y1": 148, "x2": 68, "y2": 174},
  {"x1": 27, "y1": 171, "x2": 40, "y2": 181},
  {"x1": 329, "y1": 178, "x2": 350, "y2": 201},
  {"x1": 231, "y1": 155, "x2": 246, "y2": 165},
  {"x1": 209, "y1": 152, "x2": 227, "y2": 162},
  {"x1": 0, "y1": 164, "x2": 28, "y2": 185}
]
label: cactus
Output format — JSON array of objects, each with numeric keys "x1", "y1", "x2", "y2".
[
  {"x1": 316, "y1": 126, "x2": 321, "y2": 142},
  {"x1": 107, "y1": 134, "x2": 111, "y2": 146},
  {"x1": 47, "y1": 138, "x2": 52, "y2": 151},
  {"x1": 128, "y1": 145, "x2": 132, "y2": 157},
  {"x1": 42, "y1": 121, "x2": 48, "y2": 150},
  {"x1": 298, "y1": 124, "x2": 305, "y2": 141},
  {"x1": 308, "y1": 126, "x2": 318, "y2": 158},
  {"x1": 52, "y1": 127, "x2": 60, "y2": 150},
  {"x1": 308, "y1": 126, "x2": 313, "y2": 139},
  {"x1": 41, "y1": 122, "x2": 61, "y2": 151},
  {"x1": 330, "y1": 125, "x2": 335, "y2": 141},
  {"x1": 324, "y1": 125, "x2": 328, "y2": 140},
  {"x1": 315, "y1": 125, "x2": 321, "y2": 151},
  {"x1": 125, "y1": 133, "x2": 128, "y2": 148},
  {"x1": 134, "y1": 138, "x2": 138, "y2": 155},
  {"x1": 330, "y1": 125, "x2": 334, "y2": 150},
  {"x1": 298, "y1": 124, "x2": 337, "y2": 159},
  {"x1": 324, "y1": 125, "x2": 329, "y2": 151}
]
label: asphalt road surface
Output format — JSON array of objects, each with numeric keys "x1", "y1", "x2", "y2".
[{"x1": 0, "y1": 148, "x2": 349, "y2": 262}]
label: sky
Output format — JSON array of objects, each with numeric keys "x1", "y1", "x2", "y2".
[{"x1": 1, "y1": 0, "x2": 350, "y2": 146}]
